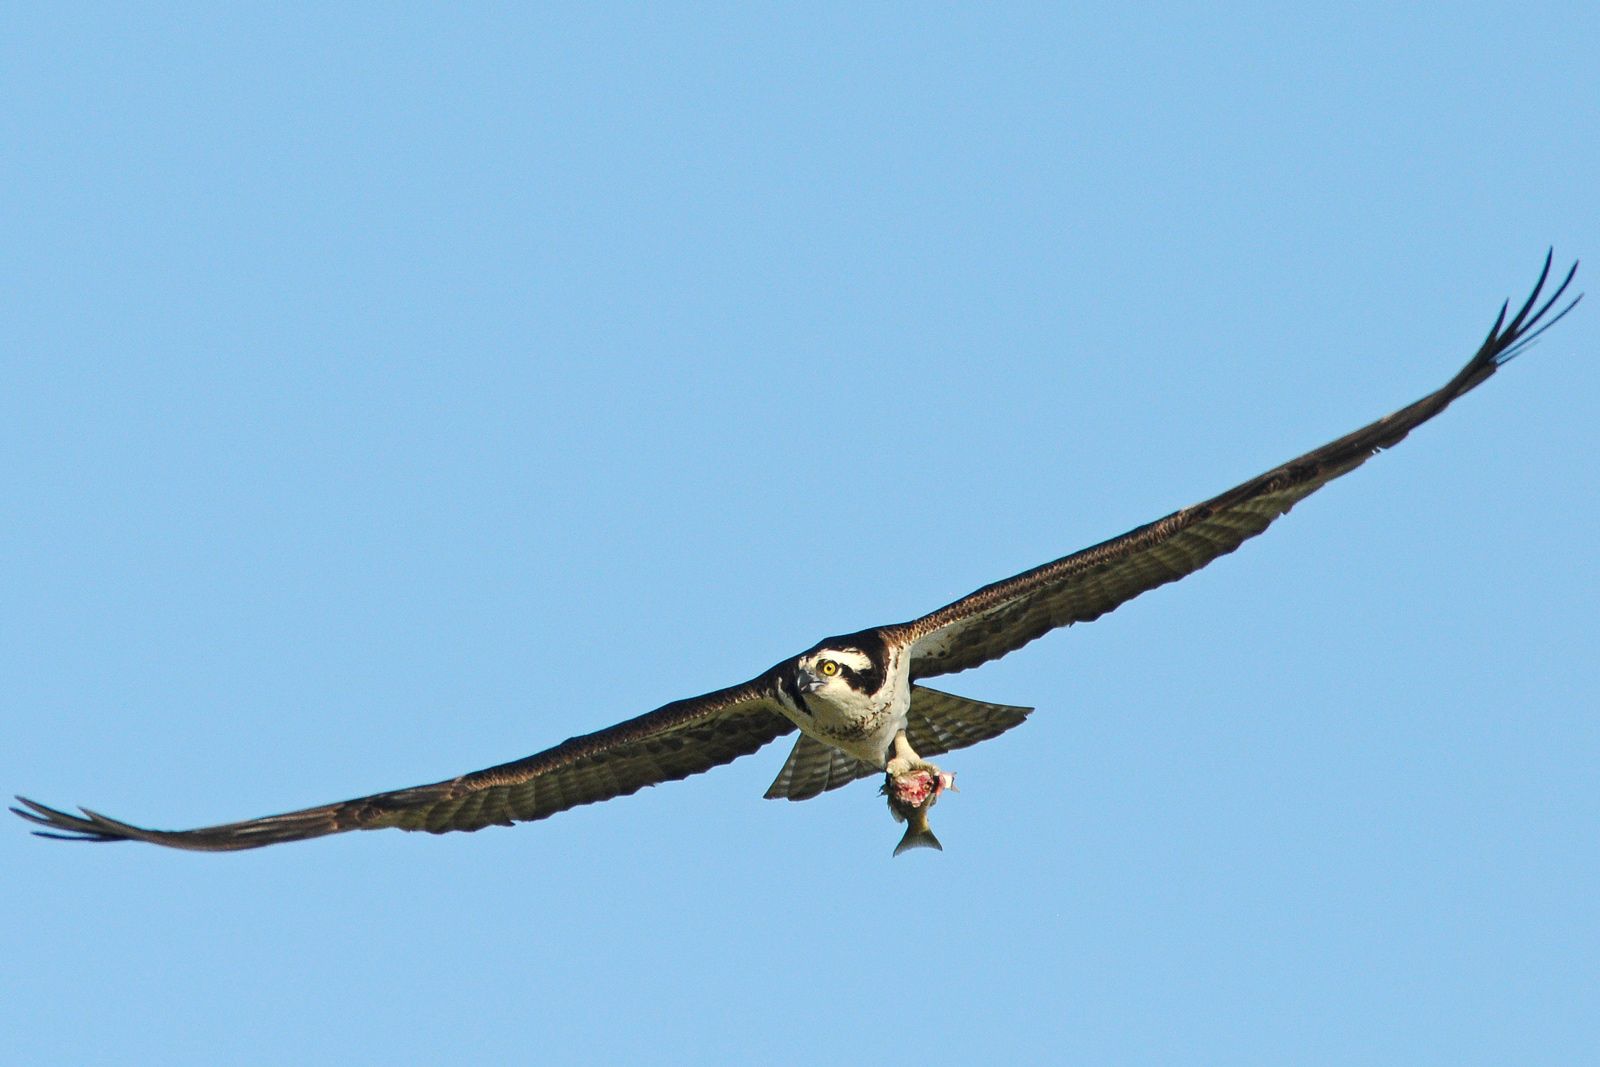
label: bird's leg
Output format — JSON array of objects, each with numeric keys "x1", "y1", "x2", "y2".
[
  {"x1": 885, "y1": 731, "x2": 934, "y2": 776},
  {"x1": 882, "y1": 732, "x2": 956, "y2": 811}
]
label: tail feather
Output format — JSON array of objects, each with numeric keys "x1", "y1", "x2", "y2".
[
  {"x1": 904, "y1": 686, "x2": 1032, "y2": 758},
  {"x1": 763, "y1": 686, "x2": 1030, "y2": 802},
  {"x1": 764, "y1": 735, "x2": 877, "y2": 801}
]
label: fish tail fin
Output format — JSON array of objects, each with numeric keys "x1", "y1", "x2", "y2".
[{"x1": 893, "y1": 821, "x2": 943, "y2": 857}]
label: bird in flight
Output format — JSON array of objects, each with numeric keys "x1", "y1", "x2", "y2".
[{"x1": 14, "y1": 254, "x2": 1581, "y2": 856}]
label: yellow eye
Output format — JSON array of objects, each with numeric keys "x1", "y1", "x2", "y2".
[{"x1": 818, "y1": 659, "x2": 840, "y2": 677}]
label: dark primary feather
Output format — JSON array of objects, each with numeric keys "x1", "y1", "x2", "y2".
[
  {"x1": 12, "y1": 681, "x2": 793, "y2": 850},
  {"x1": 903, "y1": 253, "x2": 1580, "y2": 679}
]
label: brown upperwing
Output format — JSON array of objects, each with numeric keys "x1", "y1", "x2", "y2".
[
  {"x1": 903, "y1": 255, "x2": 1579, "y2": 680},
  {"x1": 13, "y1": 679, "x2": 793, "y2": 850}
]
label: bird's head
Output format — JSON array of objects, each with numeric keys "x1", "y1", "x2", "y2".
[
  {"x1": 795, "y1": 647, "x2": 880, "y2": 702},
  {"x1": 782, "y1": 630, "x2": 897, "y2": 720}
]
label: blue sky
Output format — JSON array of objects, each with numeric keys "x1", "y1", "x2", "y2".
[{"x1": 5, "y1": 6, "x2": 1597, "y2": 1064}]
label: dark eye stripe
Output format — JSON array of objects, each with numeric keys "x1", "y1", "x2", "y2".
[
  {"x1": 780, "y1": 671, "x2": 813, "y2": 717},
  {"x1": 803, "y1": 632, "x2": 889, "y2": 697}
]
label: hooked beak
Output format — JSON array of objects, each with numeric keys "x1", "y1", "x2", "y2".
[{"x1": 797, "y1": 668, "x2": 825, "y2": 693}]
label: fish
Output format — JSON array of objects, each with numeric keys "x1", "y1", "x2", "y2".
[{"x1": 882, "y1": 759, "x2": 956, "y2": 857}]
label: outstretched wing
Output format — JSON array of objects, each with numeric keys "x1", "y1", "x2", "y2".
[
  {"x1": 13, "y1": 681, "x2": 794, "y2": 851},
  {"x1": 904, "y1": 253, "x2": 1580, "y2": 680}
]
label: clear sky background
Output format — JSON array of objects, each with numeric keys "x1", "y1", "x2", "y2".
[{"x1": 5, "y1": 6, "x2": 1597, "y2": 1064}]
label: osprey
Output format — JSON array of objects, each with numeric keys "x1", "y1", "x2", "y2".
[{"x1": 14, "y1": 254, "x2": 1581, "y2": 855}]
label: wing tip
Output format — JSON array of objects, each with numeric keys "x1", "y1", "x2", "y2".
[
  {"x1": 1482, "y1": 250, "x2": 1581, "y2": 369},
  {"x1": 11, "y1": 795, "x2": 126, "y2": 843}
]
